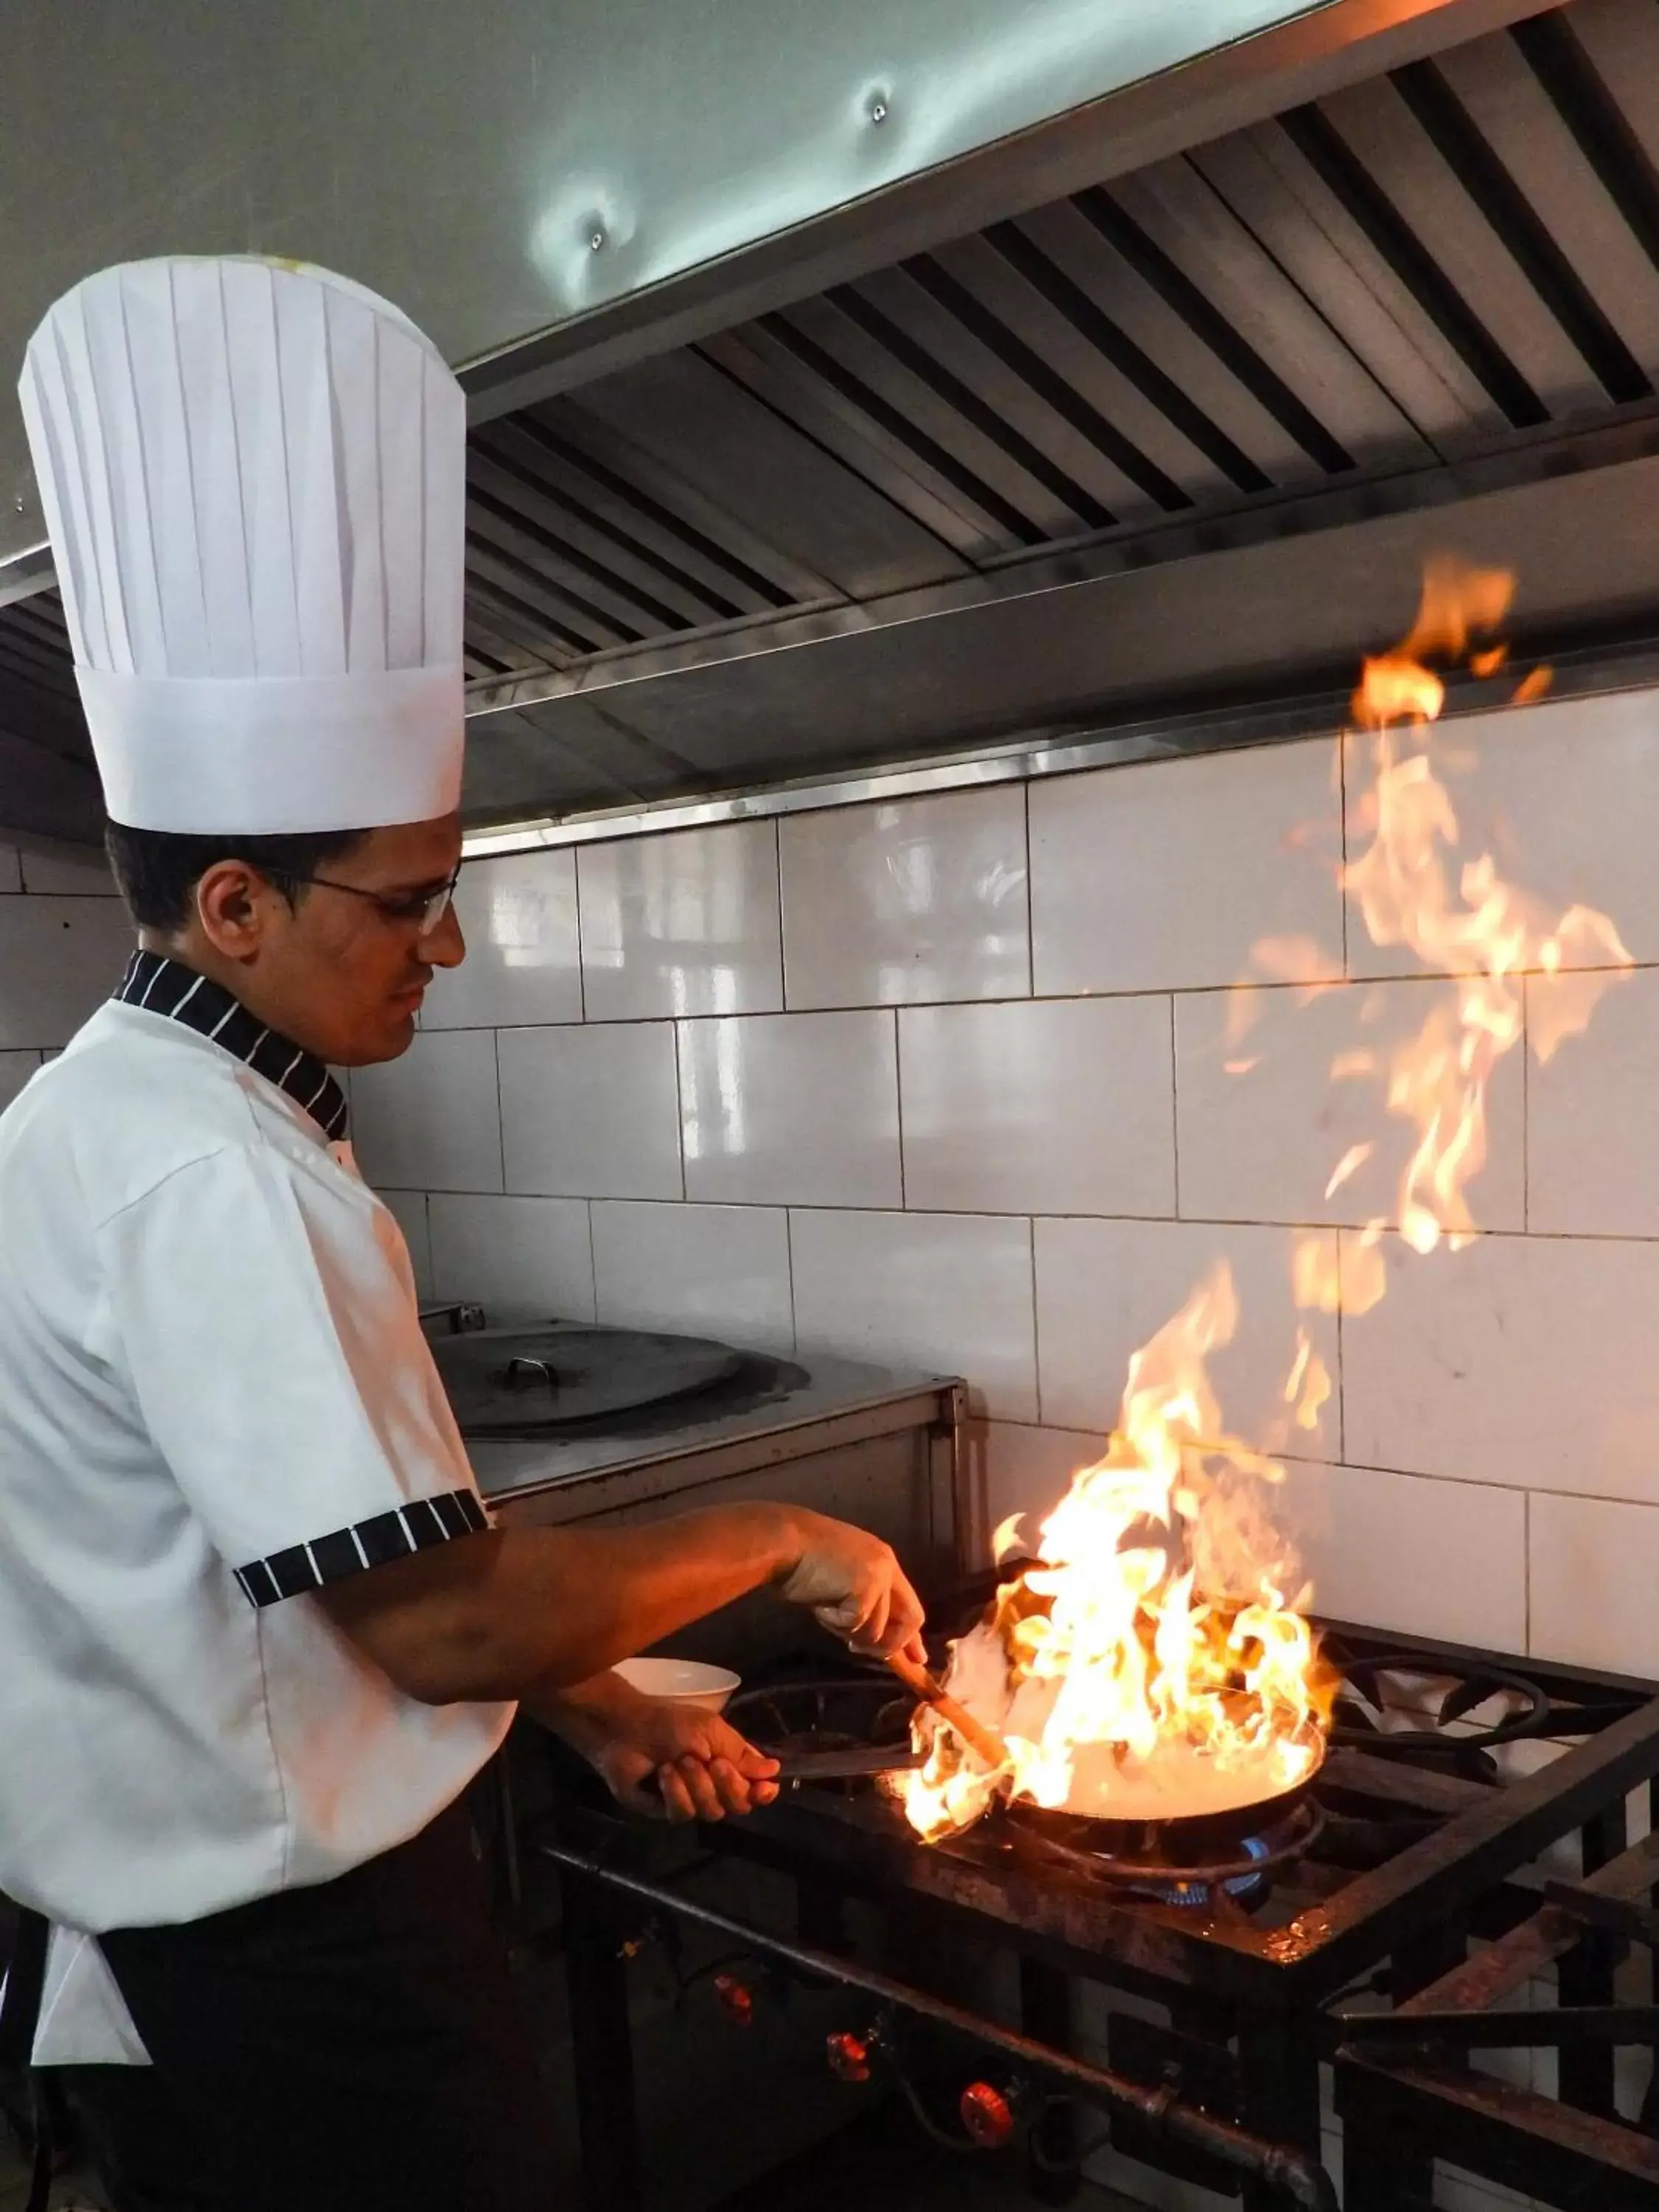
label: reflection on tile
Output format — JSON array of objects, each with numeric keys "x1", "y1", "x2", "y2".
[
  {"x1": 1034, "y1": 1217, "x2": 1339, "y2": 1452},
  {"x1": 580, "y1": 821, "x2": 782, "y2": 1021},
  {"x1": 1276, "y1": 1460, "x2": 1525, "y2": 1650},
  {"x1": 0, "y1": 1050, "x2": 43, "y2": 1112},
  {"x1": 350, "y1": 1031, "x2": 503, "y2": 1192},
  {"x1": 1346, "y1": 689, "x2": 1659, "y2": 974},
  {"x1": 422, "y1": 850, "x2": 580, "y2": 1029},
  {"x1": 1528, "y1": 966, "x2": 1659, "y2": 1235},
  {"x1": 18, "y1": 845, "x2": 116, "y2": 894},
  {"x1": 900, "y1": 997, "x2": 1174, "y2": 1215},
  {"x1": 428, "y1": 1193, "x2": 596, "y2": 1321},
  {"x1": 790, "y1": 1208, "x2": 1036, "y2": 1419},
  {"x1": 679, "y1": 1011, "x2": 900, "y2": 1208},
  {"x1": 780, "y1": 785, "x2": 1029, "y2": 1009},
  {"x1": 593, "y1": 1201, "x2": 793, "y2": 1352},
  {"x1": 1531, "y1": 1490, "x2": 1659, "y2": 1676},
  {"x1": 0, "y1": 898, "x2": 135, "y2": 1048},
  {"x1": 499, "y1": 1023, "x2": 681, "y2": 1200},
  {"x1": 1030, "y1": 740, "x2": 1342, "y2": 995},
  {"x1": 1175, "y1": 976, "x2": 1525, "y2": 1229},
  {"x1": 1342, "y1": 1230, "x2": 1659, "y2": 1500},
  {"x1": 377, "y1": 1189, "x2": 434, "y2": 1300}
]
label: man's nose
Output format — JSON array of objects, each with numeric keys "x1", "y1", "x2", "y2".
[{"x1": 422, "y1": 900, "x2": 466, "y2": 969}]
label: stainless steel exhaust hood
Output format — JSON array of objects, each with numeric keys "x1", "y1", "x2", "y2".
[{"x1": 4, "y1": 0, "x2": 1656, "y2": 845}]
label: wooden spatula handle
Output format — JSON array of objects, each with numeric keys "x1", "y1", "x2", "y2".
[{"x1": 886, "y1": 1648, "x2": 1008, "y2": 1772}]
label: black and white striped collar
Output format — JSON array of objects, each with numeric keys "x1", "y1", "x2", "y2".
[{"x1": 114, "y1": 951, "x2": 349, "y2": 1143}]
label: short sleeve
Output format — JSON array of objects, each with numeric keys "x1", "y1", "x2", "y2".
[{"x1": 97, "y1": 1139, "x2": 488, "y2": 1607}]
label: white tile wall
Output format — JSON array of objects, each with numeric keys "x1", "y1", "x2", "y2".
[
  {"x1": 1346, "y1": 688, "x2": 1659, "y2": 975},
  {"x1": 1527, "y1": 965, "x2": 1659, "y2": 1236},
  {"x1": 422, "y1": 850, "x2": 581, "y2": 1029},
  {"x1": 499, "y1": 1023, "x2": 681, "y2": 1200},
  {"x1": 790, "y1": 1209, "x2": 1037, "y2": 1419},
  {"x1": 580, "y1": 820, "x2": 782, "y2": 1021},
  {"x1": 1276, "y1": 1459, "x2": 1526, "y2": 1650},
  {"x1": 980, "y1": 1422, "x2": 1101, "y2": 1562},
  {"x1": 780, "y1": 785, "x2": 1029, "y2": 1008},
  {"x1": 351, "y1": 1030, "x2": 504, "y2": 1192},
  {"x1": 1529, "y1": 1491, "x2": 1659, "y2": 1678},
  {"x1": 16, "y1": 845, "x2": 116, "y2": 895},
  {"x1": 428, "y1": 1193, "x2": 597, "y2": 1321},
  {"x1": 592, "y1": 1201, "x2": 793, "y2": 1352},
  {"x1": 1029, "y1": 740, "x2": 1343, "y2": 996},
  {"x1": 1175, "y1": 975, "x2": 1526, "y2": 1231},
  {"x1": 0, "y1": 898, "x2": 136, "y2": 1048},
  {"x1": 0, "y1": 846, "x2": 23, "y2": 894},
  {"x1": 678, "y1": 1010, "x2": 900, "y2": 1208},
  {"x1": 364, "y1": 691, "x2": 1659, "y2": 1683},
  {"x1": 900, "y1": 997, "x2": 1175, "y2": 1216},
  {"x1": 1343, "y1": 1231, "x2": 1659, "y2": 1500},
  {"x1": 1034, "y1": 1217, "x2": 1340, "y2": 1449}
]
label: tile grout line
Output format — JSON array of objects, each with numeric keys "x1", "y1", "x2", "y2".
[
  {"x1": 492, "y1": 1028, "x2": 507, "y2": 1194},
  {"x1": 1334, "y1": 1226, "x2": 1346, "y2": 1466},
  {"x1": 784, "y1": 1206, "x2": 799, "y2": 1353},
  {"x1": 586, "y1": 1197, "x2": 599, "y2": 1324},
  {"x1": 770, "y1": 817, "x2": 787, "y2": 1012},
  {"x1": 1023, "y1": 781, "x2": 1035, "y2": 999},
  {"x1": 1027, "y1": 1214, "x2": 1043, "y2": 1426},
  {"x1": 1338, "y1": 728, "x2": 1350, "y2": 981},
  {"x1": 893, "y1": 1008, "x2": 907, "y2": 1210},
  {"x1": 1167, "y1": 993, "x2": 1181, "y2": 1220},
  {"x1": 445, "y1": 953, "x2": 1651, "y2": 1032},
  {"x1": 1531, "y1": 973, "x2": 1540, "y2": 1239},
  {"x1": 671, "y1": 1020, "x2": 687, "y2": 1201},
  {"x1": 572, "y1": 848, "x2": 589, "y2": 1024}
]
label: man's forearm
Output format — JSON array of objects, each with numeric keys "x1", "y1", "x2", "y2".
[{"x1": 320, "y1": 1500, "x2": 803, "y2": 1703}]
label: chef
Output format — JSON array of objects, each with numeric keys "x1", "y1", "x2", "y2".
[{"x1": 0, "y1": 257, "x2": 926, "y2": 2212}]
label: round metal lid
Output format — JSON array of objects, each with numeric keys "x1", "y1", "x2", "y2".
[{"x1": 430, "y1": 1321, "x2": 744, "y2": 1433}]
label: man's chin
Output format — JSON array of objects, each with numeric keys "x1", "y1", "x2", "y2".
[{"x1": 338, "y1": 1008, "x2": 420, "y2": 1065}]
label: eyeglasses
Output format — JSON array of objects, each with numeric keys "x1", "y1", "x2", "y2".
[{"x1": 267, "y1": 864, "x2": 462, "y2": 935}]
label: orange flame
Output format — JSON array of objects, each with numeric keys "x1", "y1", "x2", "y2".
[
  {"x1": 899, "y1": 1267, "x2": 1332, "y2": 1841},
  {"x1": 1342, "y1": 558, "x2": 1631, "y2": 1256},
  {"x1": 900, "y1": 558, "x2": 1632, "y2": 1846}
]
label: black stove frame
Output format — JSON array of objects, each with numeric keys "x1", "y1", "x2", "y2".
[{"x1": 539, "y1": 1620, "x2": 1659, "y2": 2212}]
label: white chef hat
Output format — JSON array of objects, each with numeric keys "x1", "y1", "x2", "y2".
[{"x1": 17, "y1": 256, "x2": 466, "y2": 834}]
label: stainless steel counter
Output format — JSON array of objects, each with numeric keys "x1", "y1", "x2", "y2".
[{"x1": 472, "y1": 1351, "x2": 966, "y2": 1663}]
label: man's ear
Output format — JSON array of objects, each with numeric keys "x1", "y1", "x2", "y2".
[{"x1": 194, "y1": 860, "x2": 287, "y2": 963}]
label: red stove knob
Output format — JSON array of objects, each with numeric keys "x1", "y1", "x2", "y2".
[
  {"x1": 826, "y1": 2031, "x2": 871, "y2": 2084},
  {"x1": 712, "y1": 1973, "x2": 754, "y2": 2027},
  {"x1": 959, "y1": 2081, "x2": 1015, "y2": 2149}
]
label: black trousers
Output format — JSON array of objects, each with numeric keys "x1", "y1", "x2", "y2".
[{"x1": 59, "y1": 1799, "x2": 562, "y2": 2211}]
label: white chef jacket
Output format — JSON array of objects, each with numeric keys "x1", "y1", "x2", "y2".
[{"x1": 0, "y1": 953, "x2": 512, "y2": 2065}]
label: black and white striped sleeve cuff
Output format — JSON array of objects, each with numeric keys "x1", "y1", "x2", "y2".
[{"x1": 233, "y1": 1489, "x2": 491, "y2": 1607}]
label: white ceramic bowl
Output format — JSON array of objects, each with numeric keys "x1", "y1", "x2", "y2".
[{"x1": 613, "y1": 1656, "x2": 740, "y2": 1713}]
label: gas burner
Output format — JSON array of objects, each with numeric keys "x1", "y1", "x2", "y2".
[
  {"x1": 1324, "y1": 1644, "x2": 1551, "y2": 1779},
  {"x1": 995, "y1": 1796, "x2": 1326, "y2": 1907},
  {"x1": 726, "y1": 1674, "x2": 914, "y2": 1784}
]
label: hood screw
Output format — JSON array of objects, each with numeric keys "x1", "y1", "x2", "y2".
[
  {"x1": 590, "y1": 227, "x2": 606, "y2": 251},
  {"x1": 869, "y1": 97, "x2": 888, "y2": 124}
]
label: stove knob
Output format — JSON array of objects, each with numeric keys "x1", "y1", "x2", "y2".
[
  {"x1": 713, "y1": 1973, "x2": 754, "y2": 2027},
  {"x1": 959, "y1": 2081, "x2": 1015, "y2": 2149},
  {"x1": 826, "y1": 2032, "x2": 871, "y2": 2084}
]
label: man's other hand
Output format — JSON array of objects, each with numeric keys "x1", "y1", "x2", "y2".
[
  {"x1": 592, "y1": 1699, "x2": 782, "y2": 1823},
  {"x1": 774, "y1": 1512, "x2": 927, "y2": 1663}
]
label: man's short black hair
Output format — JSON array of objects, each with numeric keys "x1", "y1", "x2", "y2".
[{"x1": 105, "y1": 820, "x2": 370, "y2": 934}]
